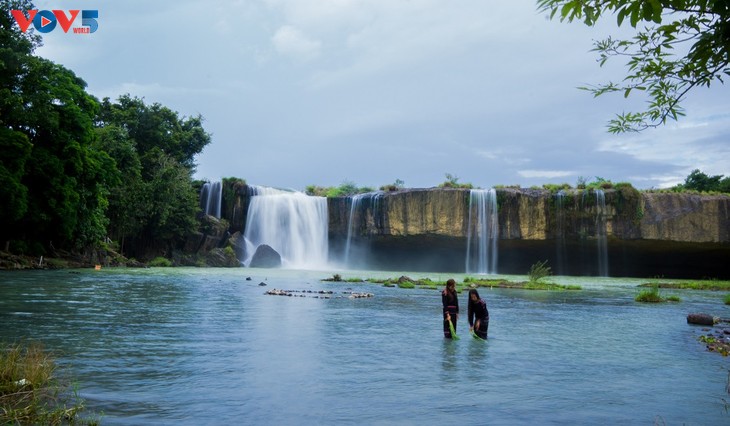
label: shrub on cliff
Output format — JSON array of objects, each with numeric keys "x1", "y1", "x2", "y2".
[
  {"x1": 305, "y1": 181, "x2": 374, "y2": 197},
  {"x1": 438, "y1": 173, "x2": 473, "y2": 189}
]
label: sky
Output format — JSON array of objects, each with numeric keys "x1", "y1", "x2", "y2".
[{"x1": 23, "y1": 0, "x2": 730, "y2": 191}]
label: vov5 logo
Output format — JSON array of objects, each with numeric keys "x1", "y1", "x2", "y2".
[{"x1": 11, "y1": 10, "x2": 99, "y2": 34}]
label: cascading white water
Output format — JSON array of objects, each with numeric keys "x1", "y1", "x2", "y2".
[
  {"x1": 343, "y1": 192, "x2": 384, "y2": 268},
  {"x1": 243, "y1": 186, "x2": 328, "y2": 269},
  {"x1": 595, "y1": 189, "x2": 609, "y2": 277},
  {"x1": 344, "y1": 193, "x2": 366, "y2": 266},
  {"x1": 465, "y1": 189, "x2": 498, "y2": 274},
  {"x1": 199, "y1": 181, "x2": 222, "y2": 218}
]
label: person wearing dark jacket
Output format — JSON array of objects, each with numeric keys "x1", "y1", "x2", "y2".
[
  {"x1": 442, "y1": 279, "x2": 459, "y2": 338},
  {"x1": 467, "y1": 289, "x2": 489, "y2": 339}
]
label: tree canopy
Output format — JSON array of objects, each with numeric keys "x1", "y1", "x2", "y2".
[
  {"x1": 537, "y1": 0, "x2": 730, "y2": 132},
  {"x1": 95, "y1": 95, "x2": 211, "y2": 257},
  {"x1": 676, "y1": 169, "x2": 730, "y2": 192},
  {"x1": 0, "y1": 2, "x2": 212, "y2": 258}
]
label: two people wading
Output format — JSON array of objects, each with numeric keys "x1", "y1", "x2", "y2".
[{"x1": 441, "y1": 279, "x2": 489, "y2": 340}]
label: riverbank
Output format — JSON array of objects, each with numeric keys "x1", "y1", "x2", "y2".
[{"x1": 0, "y1": 250, "x2": 144, "y2": 270}]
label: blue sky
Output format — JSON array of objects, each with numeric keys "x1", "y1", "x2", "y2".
[{"x1": 27, "y1": 0, "x2": 730, "y2": 190}]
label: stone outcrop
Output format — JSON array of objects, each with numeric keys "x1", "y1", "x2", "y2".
[
  {"x1": 249, "y1": 244, "x2": 281, "y2": 268},
  {"x1": 639, "y1": 192, "x2": 730, "y2": 242}
]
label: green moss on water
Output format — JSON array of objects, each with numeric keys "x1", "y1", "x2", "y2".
[{"x1": 638, "y1": 280, "x2": 730, "y2": 291}]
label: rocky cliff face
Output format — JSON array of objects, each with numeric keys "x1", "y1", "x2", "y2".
[
  {"x1": 326, "y1": 187, "x2": 729, "y2": 278},
  {"x1": 328, "y1": 187, "x2": 730, "y2": 243},
  {"x1": 639, "y1": 192, "x2": 730, "y2": 242},
  {"x1": 223, "y1": 184, "x2": 729, "y2": 278}
]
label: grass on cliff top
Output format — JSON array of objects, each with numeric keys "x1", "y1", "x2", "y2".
[
  {"x1": 323, "y1": 275, "x2": 582, "y2": 291},
  {"x1": 638, "y1": 280, "x2": 730, "y2": 291}
]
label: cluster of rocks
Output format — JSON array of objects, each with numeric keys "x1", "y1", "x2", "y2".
[
  {"x1": 687, "y1": 313, "x2": 730, "y2": 356},
  {"x1": 264, "y1": 289, "x2": 374, "y2": 299}
]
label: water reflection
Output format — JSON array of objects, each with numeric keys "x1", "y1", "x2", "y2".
[{"x1": 0, "y1": 269, "x2": 728, "y2": 424}]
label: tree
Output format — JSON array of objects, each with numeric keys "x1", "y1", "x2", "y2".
[
  {"x1": 1, "y1": 3, "x2": 114, "y2": 253},
  {"x1": 0, "y1": 129, "x2": 32, "y2": 241},
  {"x1": 537, "y1": 0, "x2": 730, "y2": 133},
  {"x1": 96, "y1": 95, "x2": 212, "y2": 257},
  {"x1": 97, "y1": 95, "x2": 211, "y2": 175},
  {"x1": 679, "y1": 168, "x2": 730, "y2": 192}
]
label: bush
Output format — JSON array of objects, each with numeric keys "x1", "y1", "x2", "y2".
[
  {"x1": 0, "y1": 342, "x2": 98, "y2": 425},
  {"x1": 528, "y1": 260, "x2": 552, "y2": 283},
  {"x1": 380, "y1": 179, "x2": 405, "y2": 192},
  {"x1": 438, "y1": 173, "x2": 474, "y2": 189},
  {"x1": 543, "y1": 183, "x2": 572, "y2": 192},
  {"x1": 635, "y1": 285, "x2": 664, "y2": 303},
  {"x1": 148, "y1": 257, "x2": 172, "y2": 267}
]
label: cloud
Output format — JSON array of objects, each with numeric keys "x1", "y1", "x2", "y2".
[
  {"x1": 518, "y1": 170, "x2": 574, "y2": 179},
  {"x1": 272, "y1": 25, "x2": 321, "y2": 60}
]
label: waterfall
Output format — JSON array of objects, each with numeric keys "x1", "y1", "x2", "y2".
[
  {"x1": 199, "y1": 181, "x2": 222, "y2": 218},
  {"x1": 343, "y1": 192, "x2": 384, "y2": 268},
  {"x1": 555, "y1": 190, "x2": 567, "y2": 275},
  {"x1": 243, "y1": 186, "x2": 328, "y2": 269},
  {"x1": 595, "y1": 189, "x2": 609, "y2": 277},
  {"x1": 465, "y1": 189, "x2": 498, "y2": 274}
]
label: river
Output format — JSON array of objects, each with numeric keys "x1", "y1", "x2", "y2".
[{"x1": 1, "y1": 268, "x2": 728, "y2": 424}]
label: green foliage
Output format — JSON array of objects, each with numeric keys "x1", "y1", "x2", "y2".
[
  {"x1": 380, "y1": 179, "x2": 405, "y2": 192},
  {"x1": 0, "y1": 129, "x2": 32, "y2": 230},
  {"x1": 528, "y1": 260, "x2": 552, "y2": 283},
  {"x1": 464, "y1": 276, "x2": 580, "y2": 290},
  {"x1": 305, "y1": 181, "x2": 374, "y2": 197},
  {"x1": 538, "y1": 0, "x2": 730, "y2": 132},
  {"x1": 585, "y1": 177, "x2": 614, "y2": 190},
  {"x1": 148, "y1": 256, "x2": 173, "y2": 267},
  {"x1": 438, "y1": 173, "x2": 474, "y2": 189},
  {"x1": 635, "y1": 284, "x2": 679, "y2": 303},
  {"x1": 96, "y1": 96, "x2": 211, "y2": 257},
  {"x1": 635, "y1": 285, "x2": 662, "y2": 302},
  {"x1": 97, "y1": 95, "x2": 210, "y2": 172},
  {"x1": 672, "y1": 169, "x2": 730, "y2": 193},
  {"x1": 0, "y1": 342, "x2": 98, "y2": 425},
  {"x1": 638, "y1": 279, "x2": 730, "y2": 290},
  {"x1": 543, "y1": 183, "x2": 572, "y2": 192},
  {"x1": 1, "y1": 51, "x2": 112, "y2": 252},
  {"x1": 724, "y1": 294, "x2": 730, "y2": 305}
]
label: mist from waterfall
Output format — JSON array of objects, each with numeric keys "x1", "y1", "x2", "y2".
[
  {"x1": 466, "y1": 188, "x2": 498, "y2": 274},
  {"x1": 200, "y1": 181, "x2": 222, "y2": 218},
  {"x1": 243, "y1": 186, "x2": 328, "y2": 269}
]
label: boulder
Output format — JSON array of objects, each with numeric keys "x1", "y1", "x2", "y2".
[
  {"x1": 249, "y1": 244, "x2": 282, "y2": 268},
  {"x1": 687, "y1": 313, "x2": 716, "y2": 326}
]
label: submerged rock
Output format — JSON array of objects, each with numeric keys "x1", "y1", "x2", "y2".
[{"x1": 687, "y1": 313, "x2": 716, "y2": 326}]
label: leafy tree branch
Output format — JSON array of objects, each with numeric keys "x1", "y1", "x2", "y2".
[{"x1": 537, "y1": 0, "x2": 730, "y2": 132}]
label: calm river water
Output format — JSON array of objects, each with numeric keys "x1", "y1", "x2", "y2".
[{"x1": 1, "y1": 268, "x2": 729, "y2": 425}]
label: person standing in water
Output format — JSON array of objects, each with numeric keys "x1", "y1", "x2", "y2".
[
  {"x1": 468, "y1": 289, "x2": 489, "y2": 339},
  {"x1": 442, "y1": 279, "x2": 459, "y2": 338}
]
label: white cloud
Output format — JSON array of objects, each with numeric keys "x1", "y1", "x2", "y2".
[
  {"x1": 28, "y1": 0, "x2": 730, "y2": 190},
  {"x1": 272, "y1": 25, "x2": 322, "y2": 60},
  {"x1": 518, "y1": 170, "x2": 573, "y2": 179}
]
